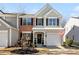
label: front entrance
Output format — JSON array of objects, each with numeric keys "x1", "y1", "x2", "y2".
[
  {"x1": 37, "y1": 34, "x2": 42, "y2": 44},
  {"x1": 33, "y1": 32, "x2": 44, "y2": 47}
]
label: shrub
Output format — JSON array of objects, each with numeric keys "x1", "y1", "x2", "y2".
[
  {"x1": 73, "y1": 42, "x2": 79, "y2": 46},
  {"x1": 63, "y1": 42, "x2": 66, "y2": 46},
  {"x1": 32, "y1": 44, "x2": 37, "y2": 48},
  {"x1": 64, "y1": 38, "x2": 73, "y2": 47}
]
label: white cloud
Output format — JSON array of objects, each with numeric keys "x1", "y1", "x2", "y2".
[
  {"x1": 70, "y1": 13, "x2": 79, "y2": 17},
  {"x1": 70, "y1": 6, "x2": 79, "y2": 17},
  {"x1": 73, "y1": 6, "x2": 79, "y2": 12}
]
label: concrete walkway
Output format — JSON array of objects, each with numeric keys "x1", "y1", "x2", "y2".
[{"x1": 0, "y1": 47, "x2": 21, "y2": 51}]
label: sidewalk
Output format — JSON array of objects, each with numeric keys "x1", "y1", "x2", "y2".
[
  {"x1": 0, "y1": 46, "x2": 66, "y2": 51},
  {"x1": 0, "y1": 47, "x2": 21, "y2": 51}
]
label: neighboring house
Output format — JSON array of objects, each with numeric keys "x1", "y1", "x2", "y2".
[
  {"x1": 0, "y1": 13, "x2": 19, "y2": 47},
  {"x1": 19, "y1": 4, "x2": 64, "y2": 47},
  {"x1": 64, "y1": 17, "x2": 79, "y2": 43}
]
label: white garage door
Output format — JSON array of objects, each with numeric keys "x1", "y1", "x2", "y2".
[
  {"x1": 0, "y1": 30, "x2": 8, "y2": 47},
  {"x1": 47, "y1": 33, "x2": 61, "y2": 46}
]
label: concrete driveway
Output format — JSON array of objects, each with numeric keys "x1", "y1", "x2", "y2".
[{"x1": 35, "y1": 46, "x2": 79, "y2": 55}]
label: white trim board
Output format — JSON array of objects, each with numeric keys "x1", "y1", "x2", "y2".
[
  {"x1": 22, "y1": 31, "x2": 32, "y2": 33},
  {"x1": 33, "y1": 28, "x2": 64, "y2": 30},
  {"x1": 44, "y1": 9, "x2": 62, "y2": 17}
]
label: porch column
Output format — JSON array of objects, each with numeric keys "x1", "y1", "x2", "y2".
[
  {"x1": 44, "y1": 32, "x2": 46, "y2": 45},
  {"x1": 33, "y1": 31, "x2": 35, "y2": 44}
]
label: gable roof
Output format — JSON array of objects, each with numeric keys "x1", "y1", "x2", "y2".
[
  {"x1": 35, "y1": 4, "x2": 62, "y2": 17},
  {"x1": 35, "y1": 4, "x2": 52, "y2": 17},
  {"x1": 44, "y1": 9, "x2": 62, "y2": 17},
  {"x1": 0, "y1": 10, "x2": 5, "y2": 14},
  {"x1": 0, "y1": 17, "x2": 17, "y2": 30}
]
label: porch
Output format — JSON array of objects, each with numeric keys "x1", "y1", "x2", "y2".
[{"x1": 33, "y1": 31, "x2": 46, "y2": 47}]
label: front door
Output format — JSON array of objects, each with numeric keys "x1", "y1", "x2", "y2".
[{"x1": 37, "y1": 34, "x2": 42, "y2": 44}]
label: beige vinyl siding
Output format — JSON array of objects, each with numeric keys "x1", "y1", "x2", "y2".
[
  {"x1": 10, "y1": 29, "x2": 18, "y2": 46},
  {"x1": 0, "y1": 20, "x2": 8, "y2": 30},
  {"x1": 5, "y1": 17, "x2": 17, "y2": 28}
]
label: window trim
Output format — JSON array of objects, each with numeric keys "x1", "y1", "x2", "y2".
[
  {"x1": 36, "y1": 17, "x2": 44, "y2": 26},
  {"x1": 22, "y1": 18, "x2": 32, "y2": 25},
  {"x1": 46, "y1": 17, "x2": 57, "y2": 26},
  {"x1": 22, "y1": 31, "x2": 32, "y2": 33}
]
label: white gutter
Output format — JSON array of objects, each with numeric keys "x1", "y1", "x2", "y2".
[{"x1": 32, "y1": 28, "x2": 64, "y2": 30}]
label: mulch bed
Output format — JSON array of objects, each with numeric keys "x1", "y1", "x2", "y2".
[
  {"x1": 62, "y1": 45, "x2": 79, "y2": 49},
  {"x1": 10, "y1": 47, "x2": 39, "y2": 54}
]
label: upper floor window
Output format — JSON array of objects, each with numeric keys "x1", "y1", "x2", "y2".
[
  {"x1": 22, "y1": 18, "x2": 32, "y2": 25},
  {"x1": 36, "y1": 18, "x2": 43, "y2": 26},
  {"x1": 46, "y1": 18, "x2": 59, "y2": 26}
]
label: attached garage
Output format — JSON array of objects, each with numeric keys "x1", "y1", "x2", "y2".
[
  {"x1": 0, "y1": 18, "x2": 19, "y2": 47},
  {"x1": 0, "y1": 30, "x2": 8, "y2": 47},
  {"x1": 0, "y1": 29, "x2": 18, "y2": 47},
  {"x1": 46, "y1": 33, "x2": 62, "y2": 46}
]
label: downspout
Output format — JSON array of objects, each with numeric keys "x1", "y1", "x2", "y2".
[
  {"x1": 17, "y1": 14, "x2": 19, "y2": 29},
  {"x1": 16, "y1": 14, "x2": 19, "y2": 42},
  {"x1": 9, "y1": 28, "x2": 12, "y2": 47},
  {"x1": 7, "y1": 29, "x2": 9, "y2": 47}
]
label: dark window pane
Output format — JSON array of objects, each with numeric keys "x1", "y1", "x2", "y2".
[
  {"x1": 42, "y1": 18, "x2": 43, "y2": 25},
  {"x1": 23, "y1": 18, "x2": 32, "y2": 25},
  {"x1": 36, "y1": 18, "x2": 37, "y2": 25},
  {"x1": 48, "y1": 19, "x2": 52, "y2": 25},
  {"x1": 36, "y1": 18, "x2": 43, "y2": 26},
  {"x1": 47, "y1": 18, "x2": 57, "y2": 26},
  {"x1": 31, "y1": 18, "x2": 33, "y2": 25},
  {"x1": 23, "y1": 18, "x2": 26, "y2": 25},
  {"x1": 46, "y1": 18, "x2": 48, "y2": 26},
  {"x1": 20, "y1": 18, "x2": 22, "y2": 25},
  {"x1": 53, "y1": 19, "x2": 56, "y2": 25}
]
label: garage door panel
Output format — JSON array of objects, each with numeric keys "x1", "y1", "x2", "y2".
[
  {"x1": 47, "y1": 33, "x2": 61, "y2": 46},
  {"x1": 0, "y1": 30, "x2": 8, "y2": 47}
]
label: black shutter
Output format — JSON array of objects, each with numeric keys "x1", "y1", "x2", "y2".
[
  {"x1": 46, "y1": 18, "x2": 48, "y2": 26},
  {"x1": 36, "y1": 18, "x2": 37, "y2": 25},
  {"x1": 20, "y1": 18, "x2": 22, "y2": 25},
  {"x1": 57, "y1": 18, "x2": 59, "y2": 26},
  {"x1": 31, "y1": 18, "x2": 33, "y2": 25},
  {"x1": 42, "y1": 18, "x2": 43, "y2": 26}
]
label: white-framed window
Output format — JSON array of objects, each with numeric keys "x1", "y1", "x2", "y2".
[
  {"x1": 22, "y1": 18, "x2": 32, "y2": 25},
  {"x1": 36, "y1": 18, "x2": 43, "y2": 26},
  {"x1": 47, "y1": 17, "x2": 57, "y2": 26}
]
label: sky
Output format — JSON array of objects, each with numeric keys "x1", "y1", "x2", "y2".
[{"x1": 0, "y1": 3, "x2": 79, "y2": 21}]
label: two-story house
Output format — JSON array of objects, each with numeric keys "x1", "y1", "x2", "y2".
[
  {"x1": 0, "y1": 4, "x2": 64, "y2": 47},
  {"x1": 19, "y1": 4, "x2": 64, "y2": 47}
]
